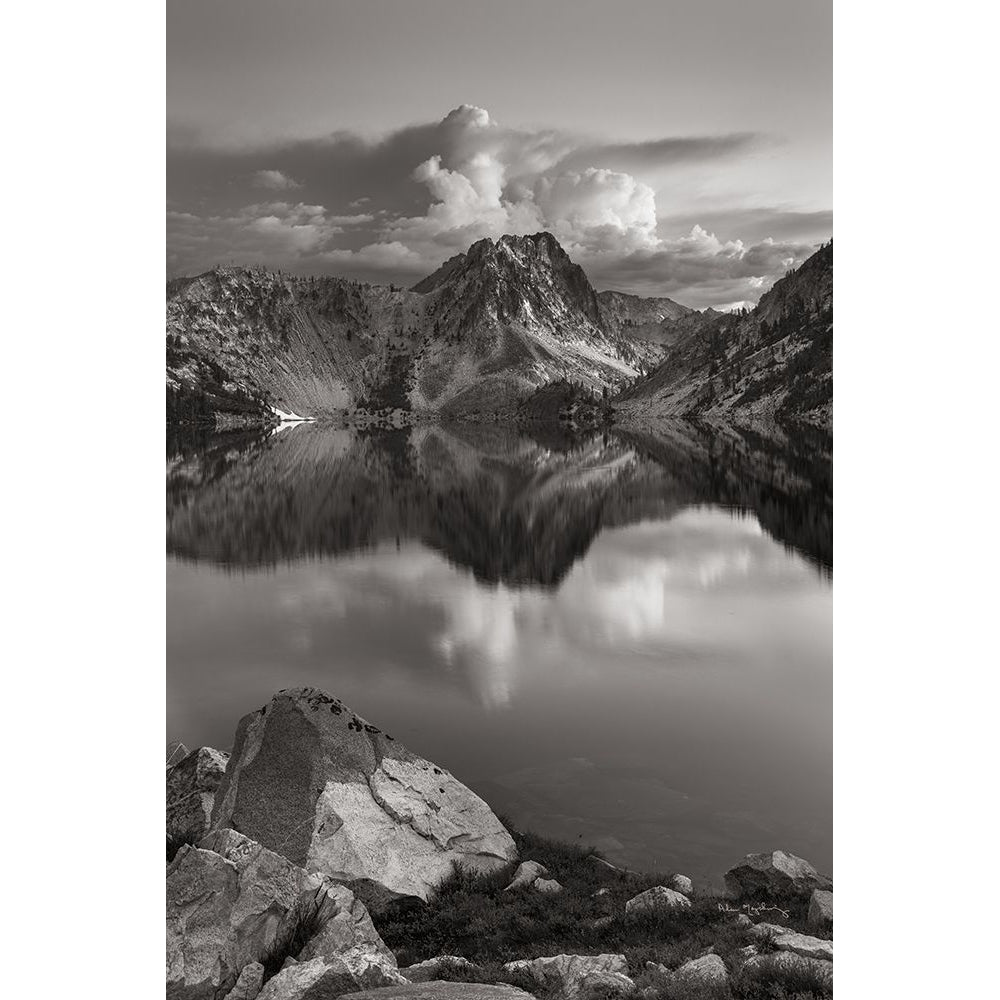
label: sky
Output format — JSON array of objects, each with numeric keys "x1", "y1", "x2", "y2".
[{"x1": 167, "y1": 0, "x2": 831, "y2": 309}]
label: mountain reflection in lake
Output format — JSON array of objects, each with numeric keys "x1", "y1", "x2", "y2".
[{"x1": 167, "y1": 421, "x2": 831, "y2": 883}]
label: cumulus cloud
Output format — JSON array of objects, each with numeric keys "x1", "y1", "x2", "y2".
[
  {"x1": 167, "y1": 104, "x2": 829, "y2": 305},
  {"x1": 579, "y1": 226, "x2": 816, "y2": 308},
  {"x1": 252, "y1": 169, "x2": 301, "y2": 190},
  {"x1": 535, "y1": 168, "x2": 658, "y2": 252}
]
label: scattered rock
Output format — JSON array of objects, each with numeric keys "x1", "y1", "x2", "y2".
[
  {"x1": 224, "y1": 962, "x2": 264, "y2": 1000},
  {"x1": 772, "y1": 931, "x2": 833, "y2": 963},
  {"x1": 724, "y1": 851, "x2": 831, "y2": 899},
  {"x1": 503, "y1": 860, "x2": 549, "y2": 891},
  {"x1": 672, "y1": 954, "x2": 728, "y2": 989},
  {"x1": 166, "y1": 746, "x2": 229, "y2": 842},
  {"x1": 624, "y1": 885, "x2": 691, "y2": 915},
  {"x1": 401, "y1": 957, "x2": 476, "y2": 983},
  {"x1": 167, "y1": 741, "x2": 190, "y2": 767},
  {"x1": 734, "y1": 913, "x2": 753, "y2": 928},
  {"x1": 592, "y1": 887, "x2": 611, "y2": 898},
  {"x1": 749, "y1": 923, "x2": 833, "y2": 962},
  {"x1": 750, "y1": 922, "x2": 792, "y2": 941},
  {"x1": 808, "y1": 889, "x2": 833, "y2": 929},
  {"x1": 668, "y1": 874, "x2": 693, "y2": 895},
  {"x1": 210, "y1": 688, "x2": 517, "y2": 903},
  {"x1": 641, "y1": 962, "x2": 672, "y2": 987},
  {"x1": 504, "y1": 953, "x2": 629, "y2": 999},
  {"x1": 732, "y1": 945, "x2": 758, "y2": 965},
  {"x1": 591, "y1": 916, "x2": 615, "y2": 930},
  {"x1": 535, "y1": 878, "x2": 564, "y2": 894},
  {"x1": 348, "y1": 985, "x2": 536, "y2": 999}
]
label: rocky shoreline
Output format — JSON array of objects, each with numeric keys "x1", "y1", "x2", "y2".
[{"x1": 167, "y1": 688, "x2": 833, "y2": 999}]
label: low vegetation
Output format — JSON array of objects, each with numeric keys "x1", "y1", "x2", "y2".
[
  {"x1": 259, "y1": 902, "x2": 328, "y2": 983},
  {"x1": 372, "y1": 826, "x2": 831, "y2": 1000}
]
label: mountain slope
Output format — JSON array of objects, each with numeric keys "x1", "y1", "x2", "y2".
[
  {"x1": 166, "y1": 267, "x2": 422, "y2": 419},
  {"x1": 616, "y1": 242, "x2": 833, "y2": 426},
  {"x1": 596, "y1": 290, "x2": 696, "y2": 348},
  {"x1": 167, "y1": 233, "x2": 662, "y2": 422}
]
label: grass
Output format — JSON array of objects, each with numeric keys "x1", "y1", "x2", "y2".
[
  {"x1": 259, "y1": 900, "x2": 329, "y2": 983},
  {"x1": 370, "y1": 825, "x2": 831, "y2": 999}
]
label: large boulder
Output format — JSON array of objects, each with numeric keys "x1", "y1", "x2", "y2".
[
  {"x1": 724, "y1": 851, "x2": 831, "y2": 899},
  {"x1": 624, "y1": 885, "x2": 691, "y2": 915},
  {"x1": 166, "y1": 830, "x2": 400, "y2": 1000},
  {"x1": 808, "y1": 889, "x2": 833, "y2": 929},
  {"x1": 167, "y1": 746, "x2": 230, "y2": 841},
  {"x1": 503, "y1": 954, "x2": 630, "y2": 999},
  {"x1": 210, "y1": 688, "x2": 517, "y2": 903}
]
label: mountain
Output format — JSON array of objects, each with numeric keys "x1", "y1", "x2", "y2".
[
  {"x1": 596, "y1": 290, "x2": 697, "y2": 347},
  {"x1": 616, "y1": 242, "x2": 832, "y2": 426},
  {"x1": 166, "y1": 233, "x2": 663, "y2": 424},
  {"x1": 405, "y1": 232, "x2": 662, "y2": 412}
]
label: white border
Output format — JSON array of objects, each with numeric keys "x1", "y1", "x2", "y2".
[{"x1": 3, "y1": 2, "x2": 997, "y2": 997}]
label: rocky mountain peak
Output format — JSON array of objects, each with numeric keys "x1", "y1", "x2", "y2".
[{"x1": 423, "y1": 232, "x2": 604, "y2": 334}]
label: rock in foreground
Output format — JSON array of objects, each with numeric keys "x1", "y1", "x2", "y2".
[
  {"x1": 503, "y1": 953, "x2": 630, "y2": 999},
  {"x1": 167, "y1": 746, "x2": 229, "y2": 841},
  {"x1": 503, "y1": 860, "x2": 549, "y2": 891},
  {"x1": 724, "y1": 850, "x2": 832, "y2": 899},
  {"x1": 210, "y1": 688, "x2": 517, "y2": 903},
  {"x1": 346, "y1": 986, "x2": 536, "y2": 1000},
  {"x1": 624, "y1": 885, "x2": 691, "y2": 915},
  {"x1": 671, "y1": 954, "x2": 729, "y2": 989},
  {"x1": 166, "y1": 829, "x2": 400, "y2": 1000},
  {"x1": 400, "y1": 957, "x2": 476, "y2": 983}
]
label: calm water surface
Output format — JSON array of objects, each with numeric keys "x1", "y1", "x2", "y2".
[{"x1": 167, "y1": 421, "x2": 831, "y2": 883}]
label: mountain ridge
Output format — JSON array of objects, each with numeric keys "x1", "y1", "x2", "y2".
[
  {"x1": 166, "y1": 232, "x2": 831, "y2": 428},
  {"x1": 617, "y1": 242, "x2": 832, "y2": 426}
]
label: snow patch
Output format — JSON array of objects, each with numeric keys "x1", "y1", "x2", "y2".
[{"x1": 272, "y1": 406, "x2": 314, "y2": 423}]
